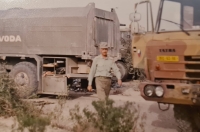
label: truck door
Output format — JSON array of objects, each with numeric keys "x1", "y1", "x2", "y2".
[{"x1": 130, "y1": 1, "x2": 155, "y2": 69}]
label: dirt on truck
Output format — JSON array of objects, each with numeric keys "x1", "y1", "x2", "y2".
[
  {"x1": 0, "y1": 3, "x2": 130, "y2": 98},
  {"x1": 130, "y1": 0, "x2": 200, "y2": 131}
]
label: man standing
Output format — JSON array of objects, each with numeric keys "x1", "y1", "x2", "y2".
[{"x1": 87, "y1": 42, "x2": 122, "y2": 100}]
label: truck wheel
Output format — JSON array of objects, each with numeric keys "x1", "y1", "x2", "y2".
[
  {"x1": 191, "y1": 106, "x2": 200, "y2": 131},
  {"x1": 9, "y1": 62, "x2": 38, "y2": 98},
  {"x1": 0, "y1": 63, "x2": 6, "y2": 74},
  {"x1": 174, "y1": 105, "x2": 196, "y2": 132},
  {"x1": 116, "y1": 61, "x2": 128, "y2": 81}
]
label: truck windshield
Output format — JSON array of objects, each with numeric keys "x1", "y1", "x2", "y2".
[{"x1": 159, "y1": 0, "x2": 200, "y2": 31}]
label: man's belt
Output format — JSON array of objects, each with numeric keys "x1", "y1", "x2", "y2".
[{"x1": 96, "y1": 76, "x2": 111, "y2": 79}]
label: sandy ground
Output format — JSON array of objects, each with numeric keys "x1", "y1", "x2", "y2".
[{"x1": 0, "y1": 81, "x2": 178, "y2": 132}]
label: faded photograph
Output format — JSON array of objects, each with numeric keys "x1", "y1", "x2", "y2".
[{"x1": 0, "y1": 0, "x2": 199, "y2": 132}]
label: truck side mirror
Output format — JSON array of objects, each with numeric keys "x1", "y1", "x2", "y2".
[
  {"x1": 129, "y1": 12, "x2": 141, "y2": 22},
  {"x1": 129, "y1": 12, "x2": 141, "y2": 34},
  {"x1": 129, "y1": 13, "x2": 134, "y2": 22},
  {"x1": 134, "y1": 13, "x2": 141, "y2": 22},
  {"x1": 132, "y1": 22, "x2": 139, "y2": 34}
]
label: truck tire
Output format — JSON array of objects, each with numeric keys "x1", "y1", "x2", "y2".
[
  {"x1": 116, "y1": 61, "x2": 128, "y2": 81},
  {"x1": 191, "y1": 106, "x2": 200, "y2": 131},
  {"x1": 174, "y1": 105, "x2": 197, "y2": 132},
  {"x1": 0, "y1": 63, "x2": 6, "y2": 74},
  {"x1": 9, "y1": 62, "x2": 38, "y2": 98}
]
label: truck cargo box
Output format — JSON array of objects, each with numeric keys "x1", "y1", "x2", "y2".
[{"x1": 0, "y1": 3, "x2": 121, "y2": 59}]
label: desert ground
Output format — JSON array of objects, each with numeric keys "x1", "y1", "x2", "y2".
[{"x1": 0, "y1": 81, "x2": 178, "y2": 132}]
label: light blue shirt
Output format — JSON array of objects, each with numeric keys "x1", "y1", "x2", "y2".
[{"x1": 88, "y1": 55, "x2": 121, "y2": 85}]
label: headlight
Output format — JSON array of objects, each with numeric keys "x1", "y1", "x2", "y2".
[
  {"x1": 144, "y1": 85, "x2": 155, "y2": 97},
  {"x1": 155, "y1": 86, "x2": 164, "y2": 97}
]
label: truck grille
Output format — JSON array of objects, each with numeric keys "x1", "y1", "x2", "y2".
[
  {"x1": 186, "y1": 73, "x2": 200, "y2": 78},
  {"x1": 185, "y1": 64, "x2": 200, "y2": 70},
  {"x1": 185, "y1": 56, "x2": 200, "y2": 61},
  {"x1": 185, "y1": 56, "x2": 200, "y2": 79},
  {"x1": 154, "y1": 56, "x2": 200, "y2": 81}
]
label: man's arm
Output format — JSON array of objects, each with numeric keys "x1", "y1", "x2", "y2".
[
  {"x1": 88, "y1": 58, "x2": 98, "y2": 86},
  {"x1": 111, "y1": 61, "x2": 121, "y2": 80},
  {"x1": 112, "y1": 61, "x2": 122, "y2": 86}
]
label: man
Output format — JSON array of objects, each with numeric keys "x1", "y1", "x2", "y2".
[{"x1": 87, "y1": 42, "x2": 122, "y2": 100}]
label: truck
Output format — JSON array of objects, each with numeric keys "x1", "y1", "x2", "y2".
[
  {"x1": 120, "y1": 28, "x2": 145, "y2": 81},
  {"x1": 119, "y1": 28, "x2": 132, "y2": 80},
  {"x1": 0, "y1": 3, "x2": 128, "y2": 98},
  {"x1": 130, "y1": 0, "x2": 200, "y2": 131}
]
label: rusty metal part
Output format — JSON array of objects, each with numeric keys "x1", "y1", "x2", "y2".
[
  {"x1": 139, "y1": 82, "x2": 200, "y2": 105},
  {"x1": 158, "y1": 103, "x2": 170, "y2": 111},
  {"x1": 42, "y1": 71, "x2": 54, "y2": 77}
]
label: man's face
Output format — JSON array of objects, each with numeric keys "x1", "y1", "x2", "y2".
[{"x1": 100, "y1": 48, "x2": 108, "y2": 56}]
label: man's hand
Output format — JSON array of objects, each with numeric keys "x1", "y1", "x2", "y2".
[
  {"x1": 87, "y1": 85, "x2": 93, "y2": 92},
  {"x1": 118, "y1": 79, "x2": 122, "y2": 87}
]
